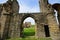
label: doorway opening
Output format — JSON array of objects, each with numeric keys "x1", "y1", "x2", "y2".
[{"x1": 44, "y1": 25, "x2": 50, "y2": 37}]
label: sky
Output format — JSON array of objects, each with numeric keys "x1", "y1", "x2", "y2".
[{"x1": 0, "y1": 0, "x2": 60, "y2": 25}]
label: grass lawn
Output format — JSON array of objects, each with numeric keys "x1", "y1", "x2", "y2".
[
  {"x1": 7, "y1": 25, "x2": 52, "y2": 40},
  {"x1": 7, "y1": 37, "x2": 52, "y2": 40},
  {"x1": 23, "y1": 25, "x2": 35, "y2": 37}
]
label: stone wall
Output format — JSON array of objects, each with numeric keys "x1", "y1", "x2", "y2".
[
  {"x1": 0, "y1": 0, "x2": 60, "y2": 40},
  {"x1": 52, "y1": 3, "x2": 60, "y2": 28},
  {"x1": 40, "y1": 0, "x2": 60, "y2": 40}
]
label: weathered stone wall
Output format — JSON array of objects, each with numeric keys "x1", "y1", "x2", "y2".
[
  {"x1": 52, "y1": 4, "x2": 60, "y2": 40},
  {"x1": 18, "y1": 13, "x2": 45, "y2": 38},
  {"x1": 0, "y1": 4, "x2": 9, "y2": 39},
  {"x1": 0, "y1": 0, "x2": 60, "y2": 40},
  {"x1": 0, "y1": 0, "x2": 19, "y2": 39},
  {"x1": 52, "y1": 4, "x2": 60, "y2": 28},
  {"x1": 39, "y1": 0, "x2": 60, "y2": 40}
]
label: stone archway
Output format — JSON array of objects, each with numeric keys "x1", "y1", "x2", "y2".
[
  {"x1": 20, "y1": 14, "x2": 38, "y2": 37},
  {"x1": 17, "y1": 13, "x2": 50, "y2": 38}
]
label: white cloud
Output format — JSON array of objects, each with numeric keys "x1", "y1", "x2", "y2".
[
  {"x1": 49, "y1": 0, "x2": 60, "y2": 4},
  {"x1": 19, "y1": 4, "x2": 40, "y2": 25},
  {"x1": 19, "y1": 4, "x2": 40, "y2": 13},
  {"x1": 23, "y1": 17, "x2": 35, "y2": 25},
  {"x1": 0, "y1": 0, "x2": 8, "y2": 4},
  {"x1": 0, "y1": 0, "x2": 40, "y2": 13}
]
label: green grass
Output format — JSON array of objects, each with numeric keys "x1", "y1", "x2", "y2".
[
  {"x1": 7, "y1": 37, "x2": 52, "y2": 40},
  {"x1": 7, "y1": 25, "x2": 52, "y2": 40},
  {"x1": 23, "y1": 25, "x2": 35, "y2": 37}
]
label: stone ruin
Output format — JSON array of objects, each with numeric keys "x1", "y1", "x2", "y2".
[
  {"x1": 0, "y1": 0, "x2": 60, "y2": 40},
  {"x1": 23, "y1": 22, "x2": 31, "y2": 28}
]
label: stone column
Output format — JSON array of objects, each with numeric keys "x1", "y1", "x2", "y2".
[
  {"x1": 8, "y1": 0, "x2": 19, "y2": 38},
  {"x1": 0, "y1": 12, "x2": 1, "y2": 39},
  {"x1": 47, "y1": 13, "x2": 60, "y2": 40},
  {"x1": 39, "y1": 0, "x2": 48, "y2": 12},
  {"x1": 36, "y1": 23, "x2": 45, "y2": 38},
  {"x1": 19, "y1": 15, "x2": 24, "y2": 37},
  {"x1": 1, "y1": 14, "x2": 8, "y2": 40},
  {"x1": 8, "y1": 14, "x2": 20, "y2": 38},
  {"x1": 4, "y1": 14, "x2": 14, "y2": 39},
  {"x1": 12, "y1": 14, "x2": 20, "y2": 38},
  {"x1": 35, "y1": 15, "x2": 45, "y2": 38},
  {"x1": 2, "y1": 14, "x2": 11, "y2": 39},
  {"x1": 8, "y1": 14, "x2": 15, "y2": 38}
]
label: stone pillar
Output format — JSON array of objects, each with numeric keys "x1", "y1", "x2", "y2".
[
  {"x1": 2, "y1": 14, "x2": 11, "y2": 39},
  {"x1": 1, "y1": 12, "x2": 8, "y2": 40},
  {"x1": 8, "y1": 0, "x2": 19, "y2": 38},
  {"x1": 12, "y1": 0, "x2": 19, "y2": 14},
  {"x1": 0, "y1": 15, "x2": 1, "y2": 40},
  {"x1": 0, "y1": 4, "x2": 3, "y2": 40},
  {"x1": 8, "y1": 14, "x2": 15, "y2": 38},
  {"x1": 3, "y1": 14, "x2": 14, "y2": 39},
  {"x1": 8, "y1": 14, "x2": 20, "y2": 38},
  {"x1": 36, "y1": 15, "x2": 45, "y2": 38},
  {"x1": 36, "y1": 23, "x2": 45, "y2": 38},
  {"x1": 39, "y1": 0, "x2": 48, "y2": 12},
  {"x1": 47, "y1": 13, "x2": 60, "y2": 40},
  {"x1": 15, "y1": 15, "x2": 20, "y2": 37},
  {"x1": 9, "y1": 14, "x2": 16, "y2": 38},
  {"x1": 12, "y1": 14, "x2": 20, "y2": 38},
  {"x1": 19, "y1": 15, "x2": 24, "y2": 37}
]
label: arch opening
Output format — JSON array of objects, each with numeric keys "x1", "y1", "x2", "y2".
[
  {"x1": 23, "y1": 17, "x2": 36, "y2": 37},
  {"x1": 20, "y1": 14, "x2": 37, "y2": 38}
]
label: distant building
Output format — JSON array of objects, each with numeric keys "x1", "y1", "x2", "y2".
[{"x1": 23, "y1": 22, "x2": 31, "y2": 28}]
